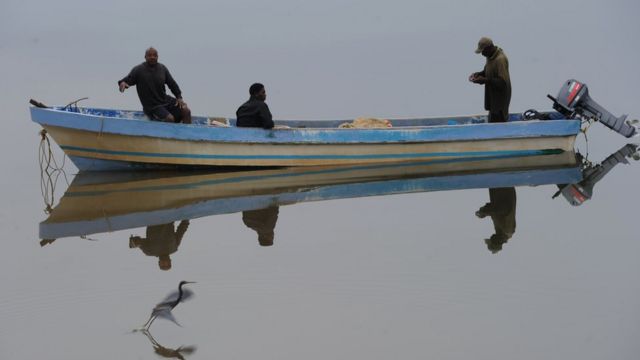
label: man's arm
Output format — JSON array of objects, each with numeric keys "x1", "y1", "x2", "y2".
[
  {"x1": 485, "y1": 59, "x2": 508, "y2": 90},
  {"x1": 175, "y1": 220, "x2": 190, "y2": 247},
  {"x1": 118, "y1": 67, "x2": 137, "y2": 92},
  {"x1": 469, "y1": 69, "x2": 486, "y2": 84},
  {"x1": 164, "y1": 67, "x2": 183, "y2": 100},
  {"x1": 259, "y1": 103, "x2": 274, "y2": 129}
]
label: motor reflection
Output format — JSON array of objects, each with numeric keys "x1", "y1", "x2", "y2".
[
  {"x1": 476, "y1": 187, "x2": 517, "y2": 254},
  {"x1": 554, "y1": 143, "x2": 639, "y2": 205},
  {"x1": 130, "y1": 220, "x2": 190, "y2": 270}
]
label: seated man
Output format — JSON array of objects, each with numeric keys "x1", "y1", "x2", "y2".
[
  {"x1": 242, "y1": 206, "x2": 279, "y2": 247},
  {"x1": 118, "y1": 47, "x2": 191, "y2": 124},
  {"x1": 236, "y1": 83, "x2": 274, "y2": 129},
  {"x1": 129, "y1": 220, "x2": 190, "y2": 270}
]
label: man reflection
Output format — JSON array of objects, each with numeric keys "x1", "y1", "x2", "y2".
[
  {"x1": 242, "y1": 206, "x2": 279, "y2": 246},
  {"x1": 476, "y1": 187, "x2": 516, "y2": 253},
  {"x1": 129, "y1": 220, "x2": 189, "y2": 270}
]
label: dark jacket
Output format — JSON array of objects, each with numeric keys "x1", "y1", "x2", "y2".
[
  {"x1": 478, "y1": 187, "x2": 517, "y2": 239},
  {"x1": 242, "y1": 206, "x2": 279, "y2": 246},
  {"x1": 236, "y1": 96, "x2": 274, "y2": 129},
  {"x1": 118, "y1": 62, "x2": 182, "y2": 114},
  {"x1": 479, "y1": 48, "x2": 511, "y2": 122},
  {"x1": 136, "y1": 221, "x2": 189, "y2": 257}
]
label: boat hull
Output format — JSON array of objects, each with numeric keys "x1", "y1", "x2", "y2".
[
  {"x1": 32, "y1": 107, "x2": 580, "y2": 170},
  {"x1": 42, "y1": 124, "x2": 576, "y2": 170}
]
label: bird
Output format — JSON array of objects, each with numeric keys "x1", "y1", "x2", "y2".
[{"x1": 140, "y1": 281, "x2": 196, "y2": 330}]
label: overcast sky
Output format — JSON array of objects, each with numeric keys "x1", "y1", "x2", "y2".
[
  {"x1": 3, "y1": 0, "x2": 639, "y2": 122},
  {"x1": 1, "y1": 0, "x2": 638, "y2": 159}
]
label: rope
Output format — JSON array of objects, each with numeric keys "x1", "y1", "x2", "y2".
[
  {"x1": 579, "y1": 119, "x2": 594, "y2": 166},
  {"x1": 39, "y1": 129, "x2": 69, "y2": 214}
]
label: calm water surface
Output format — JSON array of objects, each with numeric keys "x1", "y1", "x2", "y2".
[{"x1": 1, "y1": 119, "x2": 639, "y2": 359}]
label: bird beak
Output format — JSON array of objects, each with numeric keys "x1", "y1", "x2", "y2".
[{"x1": 185, "y1": 281, "x2": 197, "y2": 284}]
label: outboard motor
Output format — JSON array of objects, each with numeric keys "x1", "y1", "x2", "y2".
[
  {"x1": 553, "y1": 144, "x2": 638, "y2": 205},
  {"x1": 548, "y1": 79, "x2": 637, "y2": 138}
]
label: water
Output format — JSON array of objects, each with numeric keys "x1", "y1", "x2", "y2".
[
  {"x1": 3, "y1": 2, "x2": 640, "y2": 358},
  {"x1": 2, "y1": 121, "x2": 639, "y2": 359}
]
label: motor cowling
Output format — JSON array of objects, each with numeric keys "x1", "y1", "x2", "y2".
[{"x1": 548, "y1": 79, "x2": 637, "y2": 138}]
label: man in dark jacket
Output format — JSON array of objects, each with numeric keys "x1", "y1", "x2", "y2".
[
  {"x1": 476, "y1": 187, "x2": 517, "y2": 253},
  {"x1": 242, "y1": 206, "x2": 279, "y2": 246},
  {"x1": 236, "y1": 83, "x2": 274, "y2": 129},
  {"x1": 118, "y1": 47, "x2": 191, "y2": 124},
  {"x1": 129, "y1": 220, "x2": 190, "y2": 270},
  {"x1": 469, "y1": 37, "x2": 511, "y2": 123}
]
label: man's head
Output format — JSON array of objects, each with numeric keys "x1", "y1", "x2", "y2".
[
  {"x1": 158, "y1": 255, "x2": 172, "y2": 271},
  {"x1": 475, "y1": 37, "x2": 495, "y2": 57},
  {"x1": 145, "y1": 47, "x2": 159, "y2": 66},
  {"x1": 485, "y1": 233, "x2": 510, "y2": 254},
  {"x1": 249, "y1": 83, "x2": 266, "y2": 101},
  {"x1": 258, "y1": 231, "x2": 274, "y2": 247}
]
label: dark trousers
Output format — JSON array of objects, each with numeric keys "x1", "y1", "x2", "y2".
[{"x1": 489, "y1": 111, "x2": 508, "y2": 123}]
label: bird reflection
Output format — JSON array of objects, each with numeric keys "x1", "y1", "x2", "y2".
[
  {"x1": 139, "y1": 281, "x2": 196, "y2": 331},
  {"x1": 476, "y1": 187, "x2": 517, "y2": 253},
  {"x1": 130, "y1": 220, "x2": 189, "y2": 270},
  {"x1": 242, "y1": 206, "x2": 279, "y2": 246},
  {"x1": 141, "y1": 329, "x2": 197, "y2": 360}
]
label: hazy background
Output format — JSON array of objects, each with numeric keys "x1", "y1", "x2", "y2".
[{"x1": 1, "y1": 1, "x2": 639, "y2": 359}]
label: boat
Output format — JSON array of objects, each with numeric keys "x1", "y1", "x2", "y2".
[
  {"x1": 40, "y1": 151, "x2": 581, "y2": 240},
  {"x1": 29, "y1": 79, "x2": 636, "y2": 171}
]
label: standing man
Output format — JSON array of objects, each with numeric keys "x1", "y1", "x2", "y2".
[
  {"x1": 475, "y1": 187, "x2": 517, "y2": 254},
  {"x1": 236, "y1": 83, "x2": 274, "y2": 129},
  {"x1": 469, "y1": 37, "x2": 511, "y2": 123},
  {"x1": 118, "y1": 47, "x2": 191, "y2": 124}
]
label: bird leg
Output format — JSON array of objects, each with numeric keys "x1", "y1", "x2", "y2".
[{"x1": 141, "y1": 314, "x2": 157, "y2": 330}]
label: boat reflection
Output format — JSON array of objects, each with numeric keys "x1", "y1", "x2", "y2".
[{"x1": 40, "y1": 152, "x2": 582, "y2": 247}]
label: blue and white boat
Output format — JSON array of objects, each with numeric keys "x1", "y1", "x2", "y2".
[{"x1": 29, "y1": 79, "x2": 635, "y2": 171}]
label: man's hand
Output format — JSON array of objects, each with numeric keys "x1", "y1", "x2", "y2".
[
  {"x1": 469, "y1": 73, "x2": 486, "y2": 84},
  {"x1": 176, "y1": 98, "x2": 187, "y2": 109},
  {"x1": 118, "y1": 81, "x2": 130, "y2": 93}
]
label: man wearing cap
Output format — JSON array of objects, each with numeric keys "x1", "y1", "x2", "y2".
[
  {"x1": 236, "y1": 83, "x2": 274, "y2": 129},
  {"x1": 475, "y1": 187, "x2": 517, "y2": 254},
  {"x1": 469, "y1": 37, "x2": 511, "y2": 123}
]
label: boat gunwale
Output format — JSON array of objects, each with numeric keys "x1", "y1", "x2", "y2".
[{"x1": 31, "y1": 106, "x2": 581, "y2": 145}]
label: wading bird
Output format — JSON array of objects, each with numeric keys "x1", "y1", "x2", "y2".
[{"x1": 140, "y1": 281, "x2": 196, "y2": 330}]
